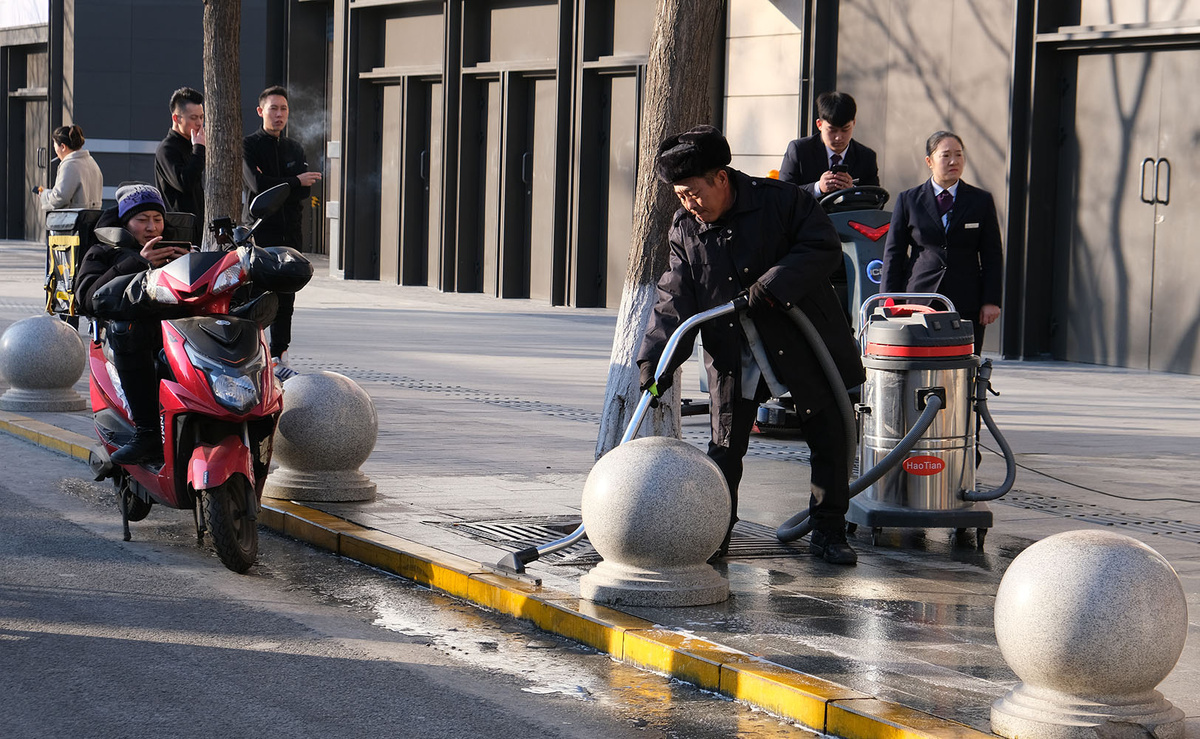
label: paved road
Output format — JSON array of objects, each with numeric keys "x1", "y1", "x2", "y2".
[{"x1": 0, "y1": 431, "x2": 826, "y2": 738}]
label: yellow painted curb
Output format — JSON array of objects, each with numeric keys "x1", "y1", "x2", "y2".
[
  {"x1": 720, "y1": 655, "x2": 871, "y2": 730},
  {"x1": 0, "y1": 413, "x2": 94, "y2": 462},
  {"x1": 622, "y1": 627, "x2": 757, "y2": 691},
  {"x1": 1, "y1": 418, "x2": 1000, "y2": 739},
  {"x1": 257, "y1": 501, "x2": 987, "y2": 739},
  {"x1": 828, "y1": 698, "x2": 995, "y2": 739}
]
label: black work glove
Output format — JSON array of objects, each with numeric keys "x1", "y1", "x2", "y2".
[
  {"x1": 747, "y1": 281, "x2": 778, "y2": 311},
  {"x1": 638, "y1": 361, "x2": 673, "y2": 406}
]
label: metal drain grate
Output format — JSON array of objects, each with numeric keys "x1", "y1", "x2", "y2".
[
  {"x1": 1002, "y1": 492, "x2": 1200, "y2": 544},
  {"x1": 437, "y1": 516, "x2": 810, "y2": 564}
]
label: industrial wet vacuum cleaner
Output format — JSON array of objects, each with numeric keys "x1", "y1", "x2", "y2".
[
  {"x1": 496, "y1": 292, "x2": 1016, "y2": 575},
  {"x1": 846, "y1": 294, "x2": 1015, "y2": 548}
]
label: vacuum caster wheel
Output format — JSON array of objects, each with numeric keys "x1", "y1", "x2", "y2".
[
  {"x1": 846, "y1": 523, "x2": 858, "y2": 536},
  {"x1": 871, "y1": 527, "x2": 883, "y2": 546},
  {"x1": 976, "y1": 528, "x2": 988, "y2": 549}
]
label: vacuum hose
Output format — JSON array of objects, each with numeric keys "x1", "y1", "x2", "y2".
[
  {"x1": 776, "y1": 395, "x2": 943, "y2": 542},
  {"x1": 960, "y1": 359, "x2": 1017, "y2": 502},
  {"x1": 494, "y1": 299, "x2": 747, "y2": 573}
]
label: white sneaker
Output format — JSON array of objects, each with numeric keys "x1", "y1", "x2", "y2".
[{"x1": 272, "y1": 355, "x2": 298, "y2": 380}]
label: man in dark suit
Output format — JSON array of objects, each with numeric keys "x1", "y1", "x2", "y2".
[
  {"x1": 779, "y1": 91, "x2": 879, "y2": 199},
  {"x1": 881, "y1": 131, "x2": 1003, "y2": 356},
  {"x1": 638, "y1": 125, "x2": 866, "y2": 565}
]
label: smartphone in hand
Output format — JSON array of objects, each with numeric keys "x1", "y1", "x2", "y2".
[{"x1": 830, "y1": 164, "x2": 850, "y2": 174}]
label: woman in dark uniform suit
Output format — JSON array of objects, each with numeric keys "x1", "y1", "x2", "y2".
[{"x1": 880, "y1": 131, "x2": 1003, "y2": 355}]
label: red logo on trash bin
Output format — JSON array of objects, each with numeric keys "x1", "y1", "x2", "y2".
[{"x1": 903, "y1": 456, "x2": 945, "y2": 475}]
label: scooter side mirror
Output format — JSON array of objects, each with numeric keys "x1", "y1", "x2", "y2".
[{"x1": 248, "y1": 182, "x2": 291, "y2": 220}]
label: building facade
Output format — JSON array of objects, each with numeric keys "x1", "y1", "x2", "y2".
[
  {"x1": 8, "y1": 1, "x2": 1200, "y2": 374},
  {"x1": 1, "y1": 0, "x2": 330, "y2": 251}
]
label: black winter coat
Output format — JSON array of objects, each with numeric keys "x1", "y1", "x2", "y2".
[
  {"x1": 637, "y1": 169, "x2": 865, "y2": 446},
  {"x1": 74, "y1": 209, "x2": 150, "y2": 317}
]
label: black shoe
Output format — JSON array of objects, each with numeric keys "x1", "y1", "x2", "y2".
[
  {"x1": 110, "y1": 428, "x2": 162, "y2": 466},
  {"x1": 708, "y1": 528, "x2": 734, "y2": 563},
  {"x1": 810, "y1": 529, "x2": 858, "y2": 566}
]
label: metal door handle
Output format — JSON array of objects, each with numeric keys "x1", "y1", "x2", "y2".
[
  {"x1": 1155, "y1": 157, "x2": 1170, "y2": 205},
  {"x1": 37, "y1": 146, "x2": 47, "y2": 169},
  {"x1": 1139, "y1": 157, "x2": 1155, "y2": 204},
  {"x1": 420, "y1": 150, "x2": 429, "y2": 182},
  {"x1": 521, "y1": 152, "x2": 532, "y2": 186}
]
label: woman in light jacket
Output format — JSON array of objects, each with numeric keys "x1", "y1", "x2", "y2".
[{"x1": 38, "y1": 124, "x2": 104, "y2": 211}]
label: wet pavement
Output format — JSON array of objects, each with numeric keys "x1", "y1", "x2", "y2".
[{"x1": 1, "y1": 239, "x2": 1197, "y2": 736}]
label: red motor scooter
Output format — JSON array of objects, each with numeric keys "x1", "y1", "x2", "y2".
[{"x1": 87, "y1": 184, "x2": 311, "y2": 573}]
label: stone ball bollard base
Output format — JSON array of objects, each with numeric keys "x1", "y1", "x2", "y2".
[
  {"x1": 580, "y1": 436, "x2": 730, "y2": 607},
  {"x1": 263, "y1": 371, "x2": 378, "y2": 502},
  {"x1": 991, "y1": 530, "x2": 1187, "y2": 739},
  {"x1": 0, "y1": 314, "x2": 86, "y2": 412}
]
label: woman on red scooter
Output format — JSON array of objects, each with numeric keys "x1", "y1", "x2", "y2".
[{"x1": 76, "y1": 184, "x2": 190, "y2": 465}]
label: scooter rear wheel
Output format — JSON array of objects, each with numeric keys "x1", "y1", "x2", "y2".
[{"x1": 202, "y1": 476, "x2": 258, "y2": 573}]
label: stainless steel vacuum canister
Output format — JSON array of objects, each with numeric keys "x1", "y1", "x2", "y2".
[{"x1": 858, "y1": 306, "x2": 980, "y2": 512}]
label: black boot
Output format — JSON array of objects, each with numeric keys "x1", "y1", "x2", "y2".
[
  {"x1": 109, "y1": 333, "x2": 162, "y2": 467},
  {"x1": 111, "y1": 425, "x2": 162, "y2": 466},
  {"x1": 810, "y1": 527, "x2": 858, "y2": 566}
]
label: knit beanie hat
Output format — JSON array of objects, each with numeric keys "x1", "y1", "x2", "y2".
[
  {"x1": 116, "y1": 183, "x2": 167, "y2": 223},
  {"x1": 655, "y1": 125, "x2": 732, "y2": 184}
]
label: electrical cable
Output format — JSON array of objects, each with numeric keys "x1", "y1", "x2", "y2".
[{"x1": 978, "y1": 442, "x2": 1197, "y2": 504}]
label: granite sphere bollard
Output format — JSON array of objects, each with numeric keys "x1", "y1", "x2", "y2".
[
  {"x1": 991, "y1": 529, "x2": 1187, "y2": 739},
  {"x1": 0, "y1": 314, "x2": 86, "y2": 411},
  {"x1": 263, "y1": 371, "x2": 377, "y2": 502},
  {"x1": 579, "y1": 436, "x2": 730, "y2": 607}
]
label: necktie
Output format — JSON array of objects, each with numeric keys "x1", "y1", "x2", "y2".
[
  {"x1": 936, "y1": 189, "x2": 954, "y2": 217},
  {"x1": 830, "y1": 153, "x2": 842, "y2": 167}
]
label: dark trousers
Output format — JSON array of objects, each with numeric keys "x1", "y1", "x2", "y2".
[
  {"x1": 707, "y1": 398, "x2": 852, "y2": 536},
  {"x1": 269, "y1": 290, "x2": 295, "y2": 357},
  {"x1": 107, "y1": 320, "x2": 162, "y2": 431}
]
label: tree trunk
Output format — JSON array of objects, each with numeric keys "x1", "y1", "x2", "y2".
[
  {"x1": 202, "y1": 0, "x2": 243, "y2": 247},
  {"x1": 594, "y1": 0, "x2": 724, "y2": 458}
]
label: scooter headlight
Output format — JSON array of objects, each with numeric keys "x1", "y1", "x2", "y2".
[
  {"x1": 144, "y1": 269, "x2": 179, "y2": 304},
  {"x1": 212, "y1": 261, "x2": 247, "y2": 294},
  {"x1": 184, "y1": 344, "x2": 266, "y2": 414}
]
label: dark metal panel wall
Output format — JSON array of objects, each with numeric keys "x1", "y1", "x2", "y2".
[
  {"x1": 1022, "y1": 1, "x2": 1200, "y2": 374},
  {"x1": 0, "y1": 25, "x2": 48, "y2": 239},
  {"x1": 565, "y1": 0, "x2": 653, "y2": 307}
]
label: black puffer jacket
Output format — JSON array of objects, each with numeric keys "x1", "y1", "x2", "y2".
[
  {"x1": 637, "y1": 168, "x2": 865, "y2": 446},
  {"x1": 74, "y1": 209, "x2": 150, "y2": 318}
]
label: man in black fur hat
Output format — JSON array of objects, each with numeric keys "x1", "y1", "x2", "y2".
[{"x1": 637, "y1": 125, "x2": 865, "y2": 564}]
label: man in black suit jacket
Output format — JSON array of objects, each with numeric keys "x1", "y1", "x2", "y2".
[
  {"x1": 779, "y1": 91, "x2": 879, "y2": 198},
  {"x1": 881, "y1": 131, "x2": 1003, "y2": 356}
]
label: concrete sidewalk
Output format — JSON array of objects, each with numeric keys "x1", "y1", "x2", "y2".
[{"x1": 2, "y1": 241, "x2": 1197, "y2": 737}]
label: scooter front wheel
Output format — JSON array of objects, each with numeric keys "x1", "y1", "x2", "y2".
[{"x1": 202, "y1": 476, "x2": 258, "y2": 573}]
